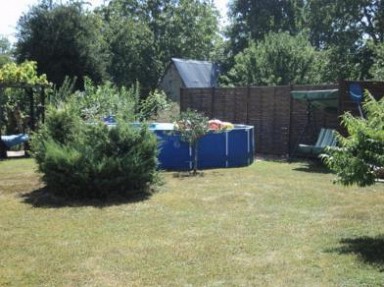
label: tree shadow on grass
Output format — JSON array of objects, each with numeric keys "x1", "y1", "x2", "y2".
[
  {"x1": 172, "y1": 171, "x2": 205, "y2": 178},
  {"x1": 20, "y1": 187, "x2": 152, "y2": 208},
  {"x1": 327, "y1": 235, "x2": 384, "y2": 272},
  {"x1": 292, "y1": 160, "x2": 332, "y2": 174}
]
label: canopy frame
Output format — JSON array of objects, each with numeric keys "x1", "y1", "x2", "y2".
[{"x1": 289, "y1": 89, "x2": 339, "y2": 159}]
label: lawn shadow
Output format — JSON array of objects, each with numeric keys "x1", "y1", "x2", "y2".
[
  {"x1": 292, "y1": 160, "x2": 332, "y2": 174},
  {"x1": 327, "y1": 235, "x2": 384, "y2": 272},
  {"x1": 255, "y1": 153, "x2": 288, "y2": 162},
  {"x1": 172, "y1": 171, "x2": 205, "y2": 178},
  {"x1": 20, "y1": 187, "x2": 152, "y2": 208}
]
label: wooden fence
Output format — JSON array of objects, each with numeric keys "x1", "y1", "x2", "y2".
[{"x1": 180, "y1": 81, "x2": 384, "y2": 156}]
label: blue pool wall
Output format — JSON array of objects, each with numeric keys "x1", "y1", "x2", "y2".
[{"x1": 150, "y1": 123, "x2": 254, "y2": 170}]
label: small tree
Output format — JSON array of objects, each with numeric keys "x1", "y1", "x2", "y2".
[
  {"x1": 322, "y1": 92, "x2": 384, "y2": 186},
  {"x1": 137, "y1": 89, "x2": 169, "y2": 121},
  {"x1": 173, "y1": 109, "x2": 209, "y2": 175}
]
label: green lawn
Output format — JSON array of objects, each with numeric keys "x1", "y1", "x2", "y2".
[{"x1": 0, "y1": 158, "x2": 383, "y2": 286}]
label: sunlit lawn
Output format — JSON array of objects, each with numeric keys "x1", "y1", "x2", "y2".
[{"x1": 0, "y1": 158, "x2": 383, "y2": 286}]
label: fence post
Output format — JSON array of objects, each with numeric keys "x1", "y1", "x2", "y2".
[
  {"x1": 0, "y1": 87, "x2": 3, "y2": 137},
  {"x1": 211, "y1": 87, "x2": 215, "y2": 118},
  {"x1": 246, "y1": 85, "x2": 250, "y2": 125},
  {"x1": 288, "y1": 85, "x2": 294, "y2": 158}
]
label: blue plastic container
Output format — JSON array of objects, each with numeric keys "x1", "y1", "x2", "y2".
[{"x1": 150, "y1": 123, "x2": 254, "y2": 170}]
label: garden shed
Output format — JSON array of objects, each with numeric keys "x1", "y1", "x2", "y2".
[{"x1": 159, "y1": 58, "x2": 220, "y2": 102}]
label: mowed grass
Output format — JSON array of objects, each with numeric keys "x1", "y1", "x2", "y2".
[{"x1": 0, "y1": 158, "x2": 384, "y2": 286}]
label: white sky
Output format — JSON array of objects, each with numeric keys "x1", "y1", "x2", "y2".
[{"x1": 0, "y1": 0, "x2": 229, "y2": 44}]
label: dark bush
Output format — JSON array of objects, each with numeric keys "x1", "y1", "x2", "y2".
[{"x1": 31, "y1": 107, "x2": 158, "y2": 200}]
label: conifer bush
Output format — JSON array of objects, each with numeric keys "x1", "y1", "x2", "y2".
[{"x1": 31, "y1": 81, "x2": 159, "y2": 200}]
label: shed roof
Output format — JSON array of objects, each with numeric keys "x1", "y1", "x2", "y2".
[{"x1": 171, "y1": 58, "x2": 220, "y2": 88}]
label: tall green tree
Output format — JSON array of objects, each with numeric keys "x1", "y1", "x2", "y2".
[
  {"x1": 225, "y1": 0, "x2": 384, "y2": 81},
  {"x1": 369, "y1": 42, "x2": 384, "y2": 80},
  {"x1": 226, "y1": 0, "x2": 305, "y2": 57},
  {"x1": 223, "y1": 32, "x2": 319, "y2": 86},
  {"x1": 306, "y1": 0, "x2": 384, "y2": 49},
  {"x1": 305, "y1": 0, "x2": 384, "y2": 80},
  {"x1": 106, "y1": 18, "x2": 162, "y2": 93},
  {"x1": 100, "y1": 0, "x2": 220, "y2": 92},
  {"x1": 105, "y1": 0, "x2": 220, "y2": 63},
  {"x1": 362, "y1": 0, "x2": 384, "y2": 44},
  {"x1": 160, "y1": 0, "x2": 220, "y2": 62},
  {"x1": 0, "y1": 36, "x2": 13, "y2": 67},
  {"x1": 15, "y1": 1, "x2": 108, "y2": 89}
]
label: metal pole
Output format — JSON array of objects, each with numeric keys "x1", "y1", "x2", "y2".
[
  {"x1": 29, "y1": 88, "x2": 35, "y2": 131},
  {"x1": 0, "y1": 87, "x2": 3, "y2": 136}
]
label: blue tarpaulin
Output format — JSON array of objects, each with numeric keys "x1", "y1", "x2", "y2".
[{"x1": 1, "y1": 134, "x2": 29, "y2": 148}]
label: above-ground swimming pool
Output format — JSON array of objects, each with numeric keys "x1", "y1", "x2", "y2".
[{"x1": 150, "y1": 123, "x2": 254, "y2": 170}]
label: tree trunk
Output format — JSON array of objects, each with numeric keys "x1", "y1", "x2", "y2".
[{"x1": 193, "y1": 141, "x2": 199, "y2": 175}]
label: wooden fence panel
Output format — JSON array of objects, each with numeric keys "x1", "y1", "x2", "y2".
[
  {"x1": 256, "y1": 87, "x2": 275, "y2": 154},
  {"x1": 247, "y1": 87, "x2": 263, "y2": 154},
  {"x1": 180, "y1": 88, "x2": 213, "y2": 117},
  {"x1": 179, "y1": 81, "x2": 384, "y2": 156},
  {"x1": 272, "y1": 86, "x2": 291, "y2": 155}
]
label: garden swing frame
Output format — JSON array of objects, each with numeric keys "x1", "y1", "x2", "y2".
[{"x1": 0, "y1": 83, "x2": 47, "y2": 158}]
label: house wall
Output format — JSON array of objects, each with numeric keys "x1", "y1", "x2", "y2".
[{"x1": 159, "y1": 64, "x2": 184, "y2": 102}]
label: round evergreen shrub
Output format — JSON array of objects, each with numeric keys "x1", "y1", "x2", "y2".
[{"x1": 31, "y1": 106, "x2": 159, "y2": 200}]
